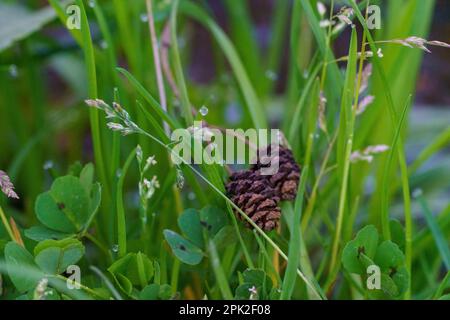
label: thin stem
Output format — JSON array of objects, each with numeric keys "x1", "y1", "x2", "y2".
[
  {"x1": 145, "y1": 0, "x2": 170, "y2": 134},
  {"x1": 0, "y1": 206, "x2": 15, "y2": 243},
  {"x1": 55, "y1": 275, "x2": 107, "y2": 299}
]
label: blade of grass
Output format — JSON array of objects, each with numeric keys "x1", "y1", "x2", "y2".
[
  {"x1": 223, "y1": 0, "x2": 264, "y2": 95},
  {"x1": 145, "y1": 0, "x2": 170, "y2": 134},
  {"x1": 280, "y1": 167, "x2": 309, "y2": 300},
  {"x1": 409, "y1": 126, "x2": 450, "y2": 174},
  {"x1": 117, "y1": 67, "x2": 181, "y2": 129},
  {"x1": 433, "y1": 271, "x2": 450, "y2": 299},
  {"x1": 350, "y1": 0, "x2": 415, "y2": 299},
  {"x1": 116, "y1": 148, "x2": 137, "y2": 258},
  {"x1": 208, "y1": 240, "x2": 233, "y2": 299},
  {"x1": 416, "y1": 194, "x2": 450, "y2": 270},
  {"x1": 380, "y1": 96, "x2": 412, "y2": 239},
  {"x1": 180, "y1": 1, "x2": 267, "y2": 129},
  {"x1": 328, "y1": 28, "x2": 358, "y2": 280},
  {"x1": 170, "y1": 0, "x2": 194, "y2": 126},
  {"x1": 288, "y1": 63, "x2": 323, "y2": 144}
]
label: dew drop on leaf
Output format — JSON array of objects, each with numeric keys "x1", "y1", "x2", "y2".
[
  {"x1": 199, "y1": 105, "x2": 209, "y2": 117},
  {"x1": 100, "y1": 40, "x2": 108, "y2": 50},
  {"x1": 188, "y1": 192, "x2": 196, "y2": 200},
  {"x1": 112, "y1": 244, "x2": 119, "y2": 253},
  {"x1": 265, "y1": 70, "x2": 278, "y2": 81},
  {"x1": 9, "y1": 65, "x2": 18, "y2": 78},
  {"x1": 140, "y1": 13, "x2": 149, "y2": 23}
]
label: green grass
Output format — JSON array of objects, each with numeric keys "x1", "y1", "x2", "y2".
[{"x1": 0, "y1": 0, "x2": 449, "y2": 301}]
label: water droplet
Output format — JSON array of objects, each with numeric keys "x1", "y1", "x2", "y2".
[
  {"x1": 43, "y1": 160, "x2": 54, "y2": 170},
  {"x1": 112, "y1": 244, "x2": 119, "y2": 253},
  {"x1": 140, "y1": 13, "x2": 149, "y2": 23},
  {"x1": 412, "y1": 189, "x2": 423, "y2": 199},
  {"x1": 303, "y1": 70, "x2": 309, "y2": 79},
  {"x1": 100, "y1": 40, "x2": 108, "y2": 49},
  {"x1": 88, "y1": 0, "x2": 95, "y2": 8},
  {"x1": 176, "y1": 169, "x2": 185, "y2": 189},
  {"x1": 116, "y1": 169, "x2": 122, "y2": 178},
  {"x1": 199, "y1": 105, "x2": 209, "y2": 117},
  {"x1": 9, "y1": 65, "x2": 18, "y2": 78},
  {"x1": 188, "y1": 192, "x2": 196, "y2": 200},
  {"x1": 265, "y1": 70, "x2": 278, "y2": 81}
]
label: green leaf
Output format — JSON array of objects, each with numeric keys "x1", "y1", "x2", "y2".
[
  {"x1": 114, "y1": 273, "x2": 133, "y2": 295},
  {"x1": 79, "y1": 163, "x2": 94, "y2": 194},
  {"x1": 108, "y1": 252, "x2": 154, "y2": 288},
  {"x1": 178, "y1": 209, "x2": 204, "y2": 248},
  {"x1": 163, "y1": 230, "x2": 203, "y2": 265},
  {"x1": 199, "y1": 206, "x2": 228, "y2": 237},
  {"x1": 342, "y1": 225, "x2": 379, "y2": 274},
  {"x1": 4, "y1": 242, "x2": 42, "y2": 292},
  {"x1": 139, "y1": 284, "x2": 159, "y2": 300},
  {"x1": 34, "y1": 238, "x2": 85, "y2": 275},
  {"x1": 24, "y1": 226, "x2": 73, "y2": 242},
  {"x1": 139, "y1": 284, "x2": 173, "y2": 300},
  {"x1": 380, "y1": 273, "x2": 399, "y2": 298},
  {"x1": 374, "y1": 241, "x2": 405, "y2": 272},
  {"x1": 180, "y1": 1, "x2": 267, "y2": 129},
  {"x1": 213, "y1": 226, "x2": 237, "y2": 250},
  {"x1": 389, "y1": 220, "x2": 406, "y2": 249},
  {"x1": 85, "y1": 182, "x2": 102, "y2": 230},
  {"x1": 374, "y1": 241, "x2": 409, "y2": 298},
  {"x1": 35, "y1": 176, "x2": 90, "y2": 233},
  {"x1": 0, "y1": 3, "x2": 56, "y2": 52}
]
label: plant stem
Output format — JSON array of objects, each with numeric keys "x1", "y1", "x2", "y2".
[{"x1": 0, "y1": 206, "x2": 15, "y2": 243}]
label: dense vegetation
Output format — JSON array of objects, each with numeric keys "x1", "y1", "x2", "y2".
[{"x1": 0, "y1": 0, "x2": 449, "y2": 300}]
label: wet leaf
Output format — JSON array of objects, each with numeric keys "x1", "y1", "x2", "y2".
[
  {"x1": 35, "y1": 176, "x2": 90, "y2": 233},
  {"x1": 163, "y1": 230, "x2": 203, "y2": 265},
  {"x1": 178, "y1": 208, "x2": 204, "y2": 248},
  {"x1": 342, "y1": 225, "x2": 379, "y2": 274},
  {"x1": 34, "y1": 238, "x2": 84, "y2": 274},
  {"x1": 4, "y1": 242, "x2": 43, "y2": 292}
]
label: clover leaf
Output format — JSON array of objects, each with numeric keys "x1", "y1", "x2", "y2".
[
  {"x1": 342, "y1": 225, "x2": 379, "y2": 274},
  {"x1": 33, "y1": 238, "x2": 85, "y2": 275}
]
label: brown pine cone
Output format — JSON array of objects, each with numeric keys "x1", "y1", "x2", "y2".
[
  {"x1": 226, "y1": 170, "x2": 281, "y2": 231},
  {"x1": 225, "y1": 145, "x2": 300, "y2": 232},
  {"x1": 231, "y1": 192, "x2": 281, "y2": 231},
  {"x1": 226, "y1": 170, "x2": 280, "y2": 201},
  {"x1": 251, "y1": 145, "x2": 301, "y2": 201}
]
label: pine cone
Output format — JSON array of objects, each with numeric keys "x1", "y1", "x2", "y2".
[
  {"x1": 225, "y1": 145, "x2": 300, "y2": 232},
  {"x1": 226, "y1": 170, "x2": 280, "y2": 201},
  {"x1": 226, "y1": 170, "x2": 281, "y2": 231},
  {"x1": 231, "y1": 192, "x2": 281, "y2": 231},
  {"x1": 251, "y1": 145, "x2": 301, "y2": 201}
]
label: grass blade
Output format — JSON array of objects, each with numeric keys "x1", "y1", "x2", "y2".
[
  {"x1": 416, "y1": 194, "x2": 450, "y2": 270},
  {"x1": 281, "y1": 167, "x2": 309, "y2": 299}
]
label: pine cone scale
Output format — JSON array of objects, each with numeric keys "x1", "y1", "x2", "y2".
[{"x1": 226, "y1": 145, "x2": 301, "y2": 232}]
